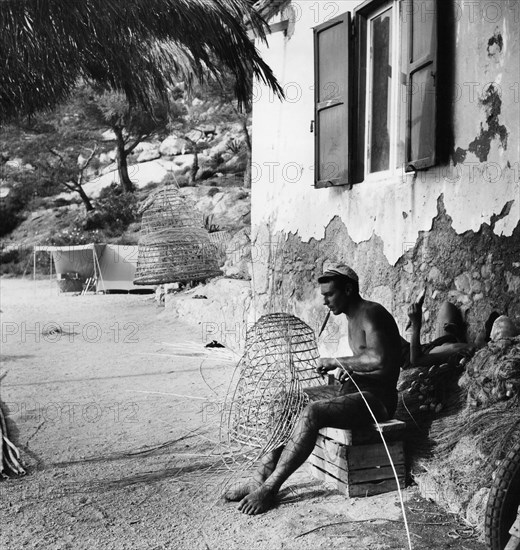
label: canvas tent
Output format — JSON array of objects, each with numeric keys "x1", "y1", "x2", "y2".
[{"x1": 33, "y1": 244, "x2": 154, "y2": 292}]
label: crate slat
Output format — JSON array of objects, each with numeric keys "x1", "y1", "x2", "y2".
[{"x1": 348, "y1": 441, "x2": 404, "y2": 470}]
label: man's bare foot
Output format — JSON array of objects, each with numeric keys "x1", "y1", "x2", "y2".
[
  {"x1": 223, "y1": 480, "x2": 262, "y2": 502},
  {"x1": 237, "y1": 484, "x2": 277, "y2": 515}
]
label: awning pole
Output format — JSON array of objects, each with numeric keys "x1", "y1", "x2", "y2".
[{"x1": 33, "y1": 248, "x2": 36, "y2": 281}]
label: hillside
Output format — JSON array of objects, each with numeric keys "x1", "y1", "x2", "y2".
[{"x1": 0, "y1": 82, "x2": 252, "y2": 278}]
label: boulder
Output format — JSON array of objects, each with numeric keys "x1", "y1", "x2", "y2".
[
  {"x1": 159, "y1": 136, "x2": 193, "y2": 156},
  {"x1": 137, "y1": 145, "x2": 161, "y2": 163},
  {"x1": 173, "y1": 154, "x2": 196, "y2": 169},
  {"x1": 185, "y1": 129, "x2": 204, "y2": 143},
  {"x1": 101, "y1": 129, "x2": 116, "y2": 141}
]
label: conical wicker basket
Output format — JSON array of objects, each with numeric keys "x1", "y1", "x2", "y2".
[
  {"x1": 134, "y1": 185, "x2": 221, "y2": 285},
  {"x1": 134, "y1": 228, "x2": 221, "y2": 285},
  {"x1": 221, "y1": 313, "x2": 323, "y2": 462},
  {"x1": 139, "y1": 186, "x2": 202, "y2": 234}
]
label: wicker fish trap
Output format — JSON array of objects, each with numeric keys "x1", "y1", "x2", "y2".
[
  {"x1": 133, "y1": 228, "x2": 221, "y2": 285},
  {"x1": 220, "y1": 313, "x2": 323, "y2": 463},
  {"x1": 139, "y1": 186, "x2": 202, "y2": 234}
]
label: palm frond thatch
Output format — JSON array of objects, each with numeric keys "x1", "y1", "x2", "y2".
[
  {"x1": 254, "y1": 0, "x2": 292, "y2": 21},
  {"x1": 0, "y1": 0, "x2": 283, "y2": 122}
]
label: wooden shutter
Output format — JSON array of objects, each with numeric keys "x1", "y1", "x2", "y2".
[
  {"x1": 405, "y1": 0, "x2": 437, "y2": 170},
  {"x1": 314, "y1": 13, "x2": 351, "y2": 188}
]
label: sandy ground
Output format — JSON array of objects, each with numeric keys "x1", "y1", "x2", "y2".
[{"x1": 0, "y1": 278, "x2": 486, "y2": 550}]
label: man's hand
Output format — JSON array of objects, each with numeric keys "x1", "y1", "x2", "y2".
[
  {"x1": 337, "y1": 365, "x2": 353, "y2": 384},
  {"x1": 407, "y1": 303, "x2": 423, "y2": 327},
  {"x1": 316, "y1": 357, "x2": 336, "y2": 376}
]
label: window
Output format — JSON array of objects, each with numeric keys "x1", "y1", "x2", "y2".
[{"x1": 313, "y1": 0, "x2": 438, "y2": 187}]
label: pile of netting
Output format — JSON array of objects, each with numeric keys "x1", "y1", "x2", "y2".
[
  {"x1": 406, "y1": 334, "x2": 520, "y2": 526},
  {"x1": 396, "y1": 355, "x2": 468, "y2": 422},
  {"x1": 430, "y1": 336, "x2": 520, "y2": 477},
  {"x1": 459, "y1": 335, "x2": 520, "y2": 408}
]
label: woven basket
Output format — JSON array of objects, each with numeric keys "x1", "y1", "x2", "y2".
[
  {"x1": 139, "y1": 186, "x2": 202, "y2": 234},
  {"x1": 243, "y1": 313, "x2": 322, "y2": 387},
  {"x1": 221, "y1": 313, "x2": 323, "y2": 460},
  {"x1": 207, "y1": 230, "x2": 231, "y2": 264},
  {"x1": 134, "y1": 228, "x2": 221, "y2": 285}
]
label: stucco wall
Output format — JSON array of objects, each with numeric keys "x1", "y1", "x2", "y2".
[{"x1": 250, "y1": 0, "x2": 520, "y2": 344}]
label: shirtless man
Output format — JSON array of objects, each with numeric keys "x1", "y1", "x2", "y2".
[{"x1": 224, "y1": 263, "x2": 403, "y2": 515}]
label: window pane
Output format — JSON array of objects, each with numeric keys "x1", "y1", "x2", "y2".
[{"x1": 369, "y1": 8, "x2": 392, "y2": 173}]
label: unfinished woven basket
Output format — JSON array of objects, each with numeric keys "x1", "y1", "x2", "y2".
[
  {"x1": 221, "y1": 313, "x2": 323, "y2": 463},
  {"x1": 133, "y1": 228, "x2": 221, "y2": 285},
  {"x1": 139, "y1": 186, "x2": 202, "y2": 234}
]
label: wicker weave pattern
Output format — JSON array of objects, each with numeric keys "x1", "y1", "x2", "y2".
[
  {"x1": 134, "y1": 186, "x2": 221, "y2": 285},
  {"x1": 134, "y1": 228, "x2": 221, "y2": 285},
  {"x1": 140, "y1": 186, "x2": 202, "y2": 234},
  {"x1": 221, "y1": 313, "x2": 323, "y2": 461}
]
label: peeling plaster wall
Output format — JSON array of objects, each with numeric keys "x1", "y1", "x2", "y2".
[{"x1": 251, "y1": 0, "x2": 520, "y2": 339}]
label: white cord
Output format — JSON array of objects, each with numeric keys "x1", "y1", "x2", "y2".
[{"x1": 334, "y1": 359, "x2": 413, "y2": 550}]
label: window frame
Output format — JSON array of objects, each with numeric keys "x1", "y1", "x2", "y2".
[
  {"x1": 313, "y1": 0, "x2": 438, "y2": 188},
  {"x1": 363, "y1": 1, "x2": 402, "y2": 180}
]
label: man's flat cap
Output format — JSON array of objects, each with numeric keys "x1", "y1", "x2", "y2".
[{"x1": 318, "y1": 263, "x2": 359, "y2": 284}]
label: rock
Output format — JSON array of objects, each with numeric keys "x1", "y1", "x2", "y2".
[
  {"x1": 173, "y1": 154, "x2": 195, "y2": 169},
  {"x1": 101, "y1": 129, "x2": 116, "y2": 141},
  {"x1": 98, "y1": 152, "x2": 113, "y2": 166},
  {"x1": 185, "y1": 129, "x2": 204, "y2": 143},
  {"x1": 470, "y1": 279, "x2": 482, "y2": 294},
  {"x1": 454, "y1": 272, "x2": 471, "y2": 294},
  {"x1": 136, "y1": 143, "x2": 161, "y2": 163},
  {"x1": 159, "y1": 136, "x2": 193, "y2": 156},
  {"x1": 5, "y1": 158, "x2": 23, "y2": 170},
  {"x1": 200, "y1": 124, "x2": 216, "y2": 136},
  {"x1": 506, "y1": 271, "x2": 520, "y2": 293},
  {"x1": 490, "y1": 315, "x2": 518, "y2": 341},
  {"x1": 427, "y1": 266, "x2": 442, "y2": 283},
  {"x1": 157, "y1": 159, "x2": 191, "y2": 177},
  {"x1": 448, "y1": 290, "x2": 471, "y2": 305}
]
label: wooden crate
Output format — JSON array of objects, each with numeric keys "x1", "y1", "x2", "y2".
[{"x1": 308, "y1": 420, "x2": 406, "y2": 497}]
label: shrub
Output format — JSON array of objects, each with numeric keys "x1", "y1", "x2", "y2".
[{"x1": 84, "y1": 184, "x2": 139, "y2": 234}]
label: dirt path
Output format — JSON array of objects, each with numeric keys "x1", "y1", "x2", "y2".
[{"x1": 0, "y1": 278, "x2": 486, "y2": 549}]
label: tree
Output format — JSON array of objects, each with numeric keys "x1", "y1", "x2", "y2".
[
  {"x1": 0, "y1": 95, "x2": 111, "y2": 213},
  {"x1": 47, "y1": 145, "x2": 97, "y2": 212},
  {"x1": 0, "y1": 0, "x2": 283, "y2": 124},
  {"x1": 182, "y1": 77, "x2": 253, "y2": 187},
  {"x1": 85, "y1": 91, "x2": 178, "y2": 192}
]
